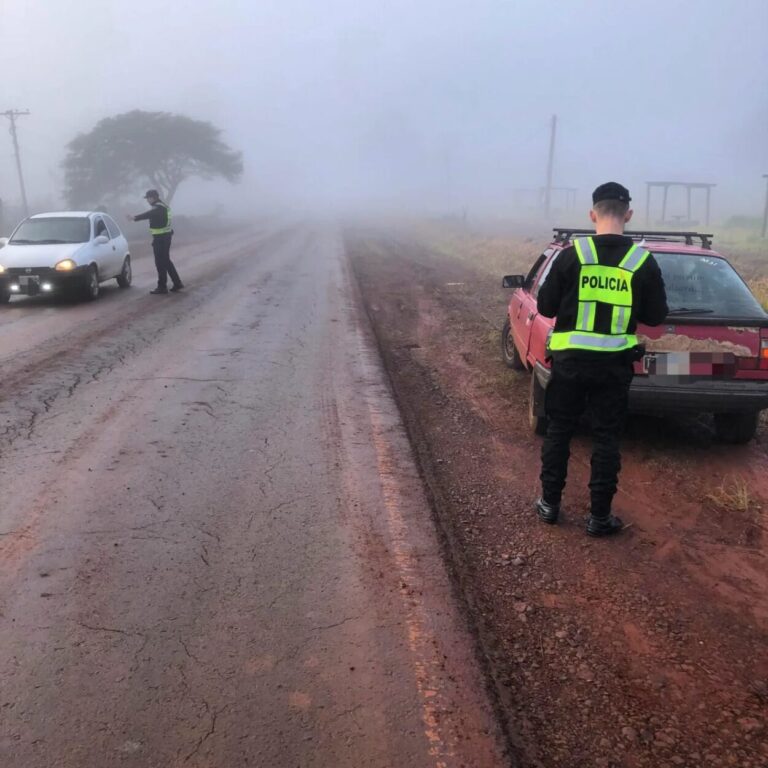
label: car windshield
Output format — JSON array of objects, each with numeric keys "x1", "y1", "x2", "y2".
[
  {"x1": 653, "y1": 252, "x2": 766, "y2": 318},
  {"x1": 10, "y1": 217, "x2": 91, "y2": 245}
]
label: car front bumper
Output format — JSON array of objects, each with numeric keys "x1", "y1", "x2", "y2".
[{"x1": 1, "y1": 266, "x2": 89, "y2": 296}]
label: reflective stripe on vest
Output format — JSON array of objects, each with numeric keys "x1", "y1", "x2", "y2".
[
  {"x1": 149, "y1": 203, "x2": 173, "y2": 235},
  {"x1": 576, "y1": 300, "x2": 596, "y2": 332},
  {"x1": 611, "y1": 305, "x2": 629, "y2": 335},
  {"x1": 573, "y1": 237, "x2": 598, "y2": 265},
  {"x1": 551, "y1": 331, "x2": 639, "y2": 352},
  {"x1": 549, "y1": 237, "x2": 649, "y2": 353}
]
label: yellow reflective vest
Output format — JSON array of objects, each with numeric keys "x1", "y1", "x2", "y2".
[
  {"x1": 149, "y1": 202, "x2": 173, "y2": 236},
  {"x1": 549, "y1": 237, "x2": 649, "y2": 352}
]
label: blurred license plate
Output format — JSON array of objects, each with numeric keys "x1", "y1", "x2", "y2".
[
  {"x1": 19, "y1": 275, "x2": 40, "y2": 295},
  {"x1": 642, "y1": 352, "x2": 736, "y2": 376}
]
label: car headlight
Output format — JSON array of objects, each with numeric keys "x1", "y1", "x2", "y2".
[
  {"x1": 54, "y1": 259, "x2": 77, "y2": 271},
  {"x1": 0, "y1": 264, "x2": 5, "y2": 274}
]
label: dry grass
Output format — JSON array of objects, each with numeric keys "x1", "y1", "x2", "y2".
[
  {"x1": 409, "y1": 221, "x2": 542, "y2": 278},
  {"x1": 408, "y1": 219, "x2": 768, "y2": 314},
  {"x1": 749, "y1": 277, "x2": 768, "y2": 310},
  {"x1": 704, "y1": 477, "x2": 753, "y2": 514},
  {"x1": 713, "y1": 228, "x2": 768, "y2": 288}
]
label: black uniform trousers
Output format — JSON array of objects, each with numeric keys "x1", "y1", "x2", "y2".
[
  {"x1": 540, "y1": 355, "x2": 633, "y2": 518},
  {"x1": 152, "y1": 232, "x2": 182, "y2": 289}
]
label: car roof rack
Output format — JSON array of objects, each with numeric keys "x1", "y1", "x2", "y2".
[{"x1": 552, "y1": 228, "x2": 713, "y2": 250}]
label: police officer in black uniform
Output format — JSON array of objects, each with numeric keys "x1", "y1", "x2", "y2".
[
  {"x1": 535, "y1": 182, "x2": 668, "y2": 536},
  {"x1": 128, "y1": 190, "x2": 184, "y2": 295}
]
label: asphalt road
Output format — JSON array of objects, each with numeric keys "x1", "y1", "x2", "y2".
[{"x1": 0, "y1": 226, "x2": 506, "y2": 767}]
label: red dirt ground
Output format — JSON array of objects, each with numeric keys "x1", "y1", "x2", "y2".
[{"x1": 347, "y1": 230, "x2": 768, "y2": 768}]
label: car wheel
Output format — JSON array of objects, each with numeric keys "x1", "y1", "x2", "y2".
[
  {"x1": 529, "y1": 371, "x2": 549, "y2": 436},
  {"x1": 501, "y1": 318, "x2": 525, "y2": 370},
  {"x1": 714, "y1": 411, "x2": 759, "y2": 444},
  {"x1": 82, "y1": 265, "x2": 100, "y2": 301},
  {"x1": 0, "y1": 287, "x2": 10, "y2": 305},
  {"x1": 116, "y1": 256, "x2": 132, "y2": 288}
]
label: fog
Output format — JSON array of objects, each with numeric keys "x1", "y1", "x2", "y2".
[{"x1": 1, "y1": 0, "x2": 766, "y2": 220}]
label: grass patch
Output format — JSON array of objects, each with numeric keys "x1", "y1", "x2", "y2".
[
  {"x1": 749, "y1": 277, "x2": 768, "y2": 310},
  {"x1": 409, "y1": 221, "x2": 542, "y2": 278},
  {"x1": 704, "y1": 477, "x2": 753, "y2": 514},
  {"x1": 408, "y1": 219, "x2": 768, "y2": 314}
]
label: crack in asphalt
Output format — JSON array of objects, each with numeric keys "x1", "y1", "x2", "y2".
[
  {"x1": 246, "y1": 494, "x2": 313, "y2": 531},
  {"x1": 128, "y1": 376, "x2": 242, "y2": 383},
  {"x1": 77, "y1": 622, "x2": 132, "y2": 635},
  {"x1": 191, "y1": 523, "x2": 221, "y2": 543},
  {"x1": 179, "y1": 638, "x2": 204, "y2": 666},
  {"x1": 73, "y1": 616, "x2": 152, "y2": 672},
  {"x1": 310, "y1": 615, "x2": 363, "y2": 632},
  {"x1": 80, "y1": 518, "x2": 174, "y2": 536},
  {"x1": 184, "y1": 702, "x2": 227, "y2": 763}
]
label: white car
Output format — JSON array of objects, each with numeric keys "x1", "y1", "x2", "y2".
[{"x1": 0, "y1": 211, "x2": 131, "y2": 303}]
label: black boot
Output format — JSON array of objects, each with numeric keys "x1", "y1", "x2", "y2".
[
  {"x1": 586, "y1": 514, "x2": 625, "y2": 537},
  {"x1": 150, "y1": 287, "x2": 168, "y2": 295},
  {"x1": 535, "y1": 498, "x2": 560, "y2": 525},
  {"x1": 170, "y1": 283, "x2": 184, "y2": 292}
]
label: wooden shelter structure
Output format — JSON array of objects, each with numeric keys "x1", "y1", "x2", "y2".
[{"x1": 645, "y1": 181, "x2": 715, "y2": 227}]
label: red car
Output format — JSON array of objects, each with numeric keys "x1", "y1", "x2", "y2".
[{"x1": 501, "y1": 229, "x2": 768, "y2": 443}]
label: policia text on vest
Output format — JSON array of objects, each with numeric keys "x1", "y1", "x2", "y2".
[
  {"x1": 534, "y1": 181, "x2": 668, "y2": 538},
  {"x1": 581, "y1": 272, "x2": 630, "y2": 295},
  {"x1": 129, "y1": 189, "x2": 184, "y2": 295}
]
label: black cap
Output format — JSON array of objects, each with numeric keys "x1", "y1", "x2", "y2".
[
  {"x1": 592, "y1": 182, "x2": 631, "y2": 205},
  {"x1": 144, "y1": 189, "x2": 159, "y2": 199}
]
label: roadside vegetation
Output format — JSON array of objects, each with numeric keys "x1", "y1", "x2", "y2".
[{"x1": 411, "y1": 218, "x2": 768, "y2": 308}]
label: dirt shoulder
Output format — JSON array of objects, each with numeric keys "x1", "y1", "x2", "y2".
[{"x1": 346, "y1": 229, "x2": 768, "y2": 768}]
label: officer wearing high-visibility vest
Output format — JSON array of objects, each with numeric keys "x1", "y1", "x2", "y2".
[
  {"x1": 535, "y1": 182, "x2": 668, "y2": 537},
  {"x1": 128, "y1": 189, "x2": 184, "y2": 295}
]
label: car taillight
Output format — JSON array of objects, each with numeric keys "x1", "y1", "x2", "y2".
[{"x1": 761, "y1": 337, "x2": 768, "y2": 370}]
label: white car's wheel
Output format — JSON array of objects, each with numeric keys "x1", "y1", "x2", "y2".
[
  {"x1": 116, "y1": 256, "x2": 132, "y2": 289},
  {"x1": 82, "y1": 265, "x2": 100, "y2": 301}
]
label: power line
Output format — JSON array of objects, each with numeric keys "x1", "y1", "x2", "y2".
[{"x1": 2, "y1": 109, "x2": 30, "y2": 217}]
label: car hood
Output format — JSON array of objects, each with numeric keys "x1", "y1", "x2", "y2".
[{"x1": 0, "y1": 243, "x2": 86, "y2": 269}]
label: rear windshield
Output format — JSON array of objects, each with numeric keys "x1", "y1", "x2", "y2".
[
  {"x1": 10, "y1": 217, "x2": 91, "y2": 245},
  {"x1": 653, "y1": 252, "x2": 765, "y2": 318}
]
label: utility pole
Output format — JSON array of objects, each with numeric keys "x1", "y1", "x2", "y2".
[
  {"x1": 543, "y1": 114, "x2": 557, "y2": 219},
  {"x1": 444, "y1": 147, "x2": 453, "y2": 213},
  {"x1": 762, "y1": 174, "x2": 768, "y2": 239},
  {"x1": 2, "y1": 110, "x2": 30, "y2": 217}
]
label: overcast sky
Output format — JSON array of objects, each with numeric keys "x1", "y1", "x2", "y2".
[{"x1": 1, "y1": 0, "x2": 766, "y2": 219}]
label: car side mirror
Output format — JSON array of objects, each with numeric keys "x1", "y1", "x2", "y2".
[
  {"x1": 0, "y1": 237, "x2": 8, "y2": 249},
  {"x1": 502, "y1": 274, "x2": 525, "y2": 289},
  {"x1": 94, "y1": 234, "x2": 109, "y2": 245}
]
